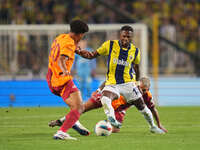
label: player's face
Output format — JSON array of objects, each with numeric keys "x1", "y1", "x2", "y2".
[
  {"x1": 139, "y1": 84, "x2": 149, "y2": 94},
  {"x1": 75, "y1": 33, "x2": 84, "y2": 43},
  {"x1": 119, "y1": 30, "x2": 133, "y2": 48}
]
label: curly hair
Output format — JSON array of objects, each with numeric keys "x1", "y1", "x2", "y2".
[
  {"x1": 70, "y1": 20, "x2": 89, "y2": 34},
  {"x1": 120, "y1": 25, "x2": 133, "y2": 32}
]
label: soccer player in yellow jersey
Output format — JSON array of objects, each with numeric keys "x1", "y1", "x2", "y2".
[{"x1": 76, "y1": 25, "x2": 164, "y2": 134}]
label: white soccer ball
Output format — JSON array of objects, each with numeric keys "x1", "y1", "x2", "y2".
[{"x1": 94, "y1": 120, "x2": 112, "y2": 136}]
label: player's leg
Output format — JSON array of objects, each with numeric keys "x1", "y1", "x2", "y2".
[
  {"x1": 53, "y1": 80, "x2": 84, "y2": 140},
  {"x1": 49, "y1": 119, "x2": 63, "y2": 127},
  {"x1": 112, "y1": 110, "x2": 126, "y2": 133},
  {"x1": 49, "y1": 100, "x2": 99, "y2": 127},
  {"x1": 132, "y1": 98, "x2": 156, "y2": 127},
  {"x1": 49, "y1": 118, "x2": 90, "y2": 136},
  {"x1": 83, "y1": 92, "x2": 102, "y2": 112},
  {"x1": 70, "y1": 99, "x2": 102, "y2": 136},
  {"x1": 124, "y1": 82, "x2": 164, "y2": 134},
  {"x1": 60, "y1": 90, "x2": 83, "y2": 130},
  {"x1": 49, "y1": 91, "x2": 102, "y2": 126},
  {"x1": 51, "y1": 92, "x2": 102, "y2": 135},
  {"x1": 131, "y1": 98, "x2": 165, "y2": 134},
  {"x1": 101, "y1": 89, "x2": 121, "y2": 128},
  {"x1": 71, "y1": 120, "x2": 90, "y2": 136}
]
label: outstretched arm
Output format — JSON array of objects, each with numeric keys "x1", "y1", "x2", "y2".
[
  {"x1": 150, "y1": 107, "x2": 168, "y2": 133},
  {"x1": 75, "y1": 48, "x2": 99, "y2": 59}
]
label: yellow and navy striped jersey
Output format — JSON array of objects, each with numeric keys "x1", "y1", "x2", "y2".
[{"x1": 97, "y1": 40, "x2": 140, "y2": 85}]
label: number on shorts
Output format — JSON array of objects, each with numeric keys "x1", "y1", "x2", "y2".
[{"x1": 133, "y1": 88, "x2": 138, "y2": 95}]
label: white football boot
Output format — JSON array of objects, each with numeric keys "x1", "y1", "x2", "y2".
[
  {"x1": 53, "y1": 130, "x2": 77, "y2": 140},
  {"x1": 72, "y1": 121, "x2": 90, "y2": 136},
  {"x1": 108, "y1": 116, "x2": 122, "y2": 128},
  {"x1": 150, "y1": 126, "x2": 165, "y2": 134}
]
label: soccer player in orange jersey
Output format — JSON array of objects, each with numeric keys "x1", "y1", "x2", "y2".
[
  {"x1": 49, "y1": 77, "x2": 168, "y2": 134},
  {"x1": 46, "y1": 20, "x2": 89, "y2": 140}
]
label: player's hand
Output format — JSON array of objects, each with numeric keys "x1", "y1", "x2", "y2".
[
  {"x1": 76, "y1": 49, "x2": 96, "y2": 59},
  {"x1": 158, "y1": 125, "x2": 168, "y2": 133},
  {"x1": 92, "y1": 91, "x2": 98, "y2": 97},
  {"x1": 91, "y1": 91, "x2": 102, "y2": 101},
  {"x1": 75, "y1": 46, "x2": 81, "y2": 54},
  {"x1": 59, "y1": 70, "x2": 71, "y2": 76}
]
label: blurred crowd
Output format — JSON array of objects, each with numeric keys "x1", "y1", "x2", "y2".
[{"x1": 0, "y1": 0, "x2": 199, "y2": 75}]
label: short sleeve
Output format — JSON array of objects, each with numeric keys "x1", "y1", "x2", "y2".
[
  {"x1": 147, "y1": 91, "x2": 152, "y2": 100},
  {"x1": 60, "y1": 42, "x2": 75, "y2": 58},
  {"x1": 148, "y1": 91, "x2": 155, "y2": 108},
  {"x1": 96, "y1": 40, "x2": 110, "y2": 56}
]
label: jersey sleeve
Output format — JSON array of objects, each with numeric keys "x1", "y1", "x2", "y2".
[
  {"x1": 96, "y1": 40, "x2": 110, "y2": 56},
  {"x1": 147, "y1": 91, "x2": 152, "y2": 100},
  {"x1": 134, "y1": 48, "x2": 141, "y2": 64},
  {"x1": 147, "y1": 91, "x2": 155, "y2": 108},
  {"x1": 60, "y1": 42, "x2": 75, "y2": 58},
  {"x1": 112, "y1": 96, "x2": 126, "y2": 110}
]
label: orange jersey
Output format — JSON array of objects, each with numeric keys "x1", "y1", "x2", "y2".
[
  {"x1": 112, "y1": 96, "x2": 126, "y2": 110},
  {"x1": 48, "y1": 34, "x2": 76, "y2": 87},
  {"x1": 143, "y1": 91, "x2": 155, "y2": 108}
]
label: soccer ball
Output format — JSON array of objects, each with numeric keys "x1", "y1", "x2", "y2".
[{"x1": 94, "y1": 120, "x2": 112, "y2": 136}]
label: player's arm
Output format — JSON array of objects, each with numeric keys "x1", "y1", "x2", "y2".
[
  {"x1": 133, "y1": 64, "x2": 140, "y2": 81},
  {"x1": 133, "y1": 48, "x2": 141, "y2": 81},
  {"x1": 150, "y1": 107, "x2": 168, "y2": 133},
  {"x1": 75, "y1": 40, "x2": 110, "y2": 59},
  {"x1": 75, "y1": 48, "x2": 99, "y2": 59},
  {"x1": 58, "y1": 55, "x2": 70, "y2": 76}
]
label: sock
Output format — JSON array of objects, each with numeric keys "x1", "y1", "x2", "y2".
[
  {"x1": 59, "y1": 118, "x2": 79, "y2": 128},
  {"x1": 101, "y1": 96, "x2": 116, "y2": 120},
  {"x1": 60, "y1": 110, "x2": 80, "y2": 132},
  {"x1": 74, "y1": 120, "x2": 81, "y2": 126},
  {"x1": 140, "y1": 106, "x2": 156, "y2": 128},
  {"x1": 60, "y1": 116, "x2": 66, "y2": 123},
  {"x1": 72, "y1": 120, "x2": 80, "y2": 128}
]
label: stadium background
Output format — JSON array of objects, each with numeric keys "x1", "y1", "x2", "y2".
[{"x1": 0, "y1": 0, "x2": 200, "y2": 107}]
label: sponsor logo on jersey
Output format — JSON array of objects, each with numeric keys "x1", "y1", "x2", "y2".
[{"x1": 113, "y1": 58, "x2": 129, "y2": 66}]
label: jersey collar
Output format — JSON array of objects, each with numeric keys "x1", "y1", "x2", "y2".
[{"x1": 118, "y1": 40, "x2": 131, "y2": 51}]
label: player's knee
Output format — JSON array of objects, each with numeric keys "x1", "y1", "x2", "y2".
[
  {"x1": 69, "y1": 102, "x2": 84, "y2": 113},
  {"x1": 101, "y1": 96, "x2": 111, "y2": 105},
  {"x1": 102, "y1": 91, "x2": 119, "y2": 100},
  {"x1": 134, "y1": 98, "x2": 146, "y2": 110},
  {"x1": 140, "y1": 105, "x2": 151, "y2": 115}
]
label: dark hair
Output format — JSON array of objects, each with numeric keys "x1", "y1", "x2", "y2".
[
  {"x1": 70, "y1": 20, "x2": 89, "y2": 34},
  {"x1": 120, "y1": 25, "x2": 133, "y2": 32}
]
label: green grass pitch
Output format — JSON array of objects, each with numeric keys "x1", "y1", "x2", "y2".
[{"x1": 0, "y1": 106, "x2": 200, "y2": 150}]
